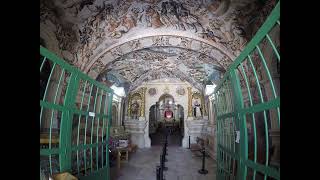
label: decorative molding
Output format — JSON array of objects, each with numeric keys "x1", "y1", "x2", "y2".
[{"x1": 140, "y1": 87, "x2": 147, "y2": 117}]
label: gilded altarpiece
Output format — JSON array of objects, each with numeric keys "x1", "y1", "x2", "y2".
[{"x1": 127, "y1": 87, "x2": 147, "y2": 119}]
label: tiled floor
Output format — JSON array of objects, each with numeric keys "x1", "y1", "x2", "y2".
[{"x1": 115, "y1": 145, "x2": 216, "y2": 180}]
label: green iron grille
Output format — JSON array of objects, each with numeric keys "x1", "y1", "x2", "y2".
[
  {"x1": 212, "y1": 2, "x2": 280, "y2": 180},
  {"x1": 40, "y1": 46, "x2": 114, "y2": 179}
]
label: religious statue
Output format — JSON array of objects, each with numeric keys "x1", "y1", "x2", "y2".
[
  {"x1": 131, "y1": 100, "x2": 140, "y2": 119},
  {"x1": 193, "y1": 100, "x2": 202, "y2": 117}
]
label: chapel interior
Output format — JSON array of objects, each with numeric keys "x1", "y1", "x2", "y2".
[{"x1": 40, "y1": 0, "x2": 280, "y2": 179}]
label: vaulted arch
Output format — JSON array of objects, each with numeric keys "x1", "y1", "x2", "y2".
[{"x1": 86, "y1": 34, "x2": 234, "y2": 77}]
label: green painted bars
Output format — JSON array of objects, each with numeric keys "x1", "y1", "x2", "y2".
[
  {"x1": 211, "y1": 2, "x2": 280, "y2": 180},
  {"x1": 40, "y1": 46, "x2": 114, "y2": 180}
]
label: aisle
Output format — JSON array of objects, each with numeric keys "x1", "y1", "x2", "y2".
[
  {"x1": 150, "y1": 126, "x2": 182, "y2": 146},
  {"x1": 150, "y1": 133, "x2": 182, "y2": 146},
  {"x1": 115, "y1": 146, "x2": 216, "y2": 180}
]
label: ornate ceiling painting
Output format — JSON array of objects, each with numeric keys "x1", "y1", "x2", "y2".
[
  {"x1": 40, "y1": 0, "x2": 276, "y2": 91},
  {"x1": 101, "y1": 46, "x2": 226, "y2": 90}
]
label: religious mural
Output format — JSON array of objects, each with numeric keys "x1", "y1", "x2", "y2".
[
  {"x1": 40, "y1": 0, "x2": 277, "y2": 91},
  {"x1": 104, "y1": 46, "x2": 224, "y2": 91}
]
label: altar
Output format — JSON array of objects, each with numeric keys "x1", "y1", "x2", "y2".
[
  {"x1": 124, "y1": 82, "x2": 209, "y2": 148},
  {"x1": 158, "y1": 94, "x2": 177, "y2": 122}
]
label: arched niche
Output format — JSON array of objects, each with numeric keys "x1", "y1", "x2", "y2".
[
  {"x1": 128, "y1": 92, "x2": 143, "y2": 119},
  {"x1": 130, "y1": 81, "x2": 194, "y2": 148},
  {"x1": 111, "y1": 103, "x2": 118, "y2": 126},
  {"x1": 158, "y1": 93, "x2": 175, "y2": 121},
  {"x1": 148, "y1": 104, "x2": 157, "y2": 134},
  {"x1": 192, "y1": 91, "x2": 204, "y2": 118},
  {"x1": 145, "y1": 90, "x2": 189, "y2": 148}
]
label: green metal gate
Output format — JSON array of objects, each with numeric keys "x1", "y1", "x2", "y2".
[
  {"x1": 40, "y1": 46, "x2": 114, "y2": 180},
  {"x1": 212, "y1": 2, "x2": 280, "y2": 180}
]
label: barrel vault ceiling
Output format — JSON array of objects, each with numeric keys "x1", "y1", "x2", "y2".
[{"x1": 40, "y1": 0, "x2": 276, "y2": 91}]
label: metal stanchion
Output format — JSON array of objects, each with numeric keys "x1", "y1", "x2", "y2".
[
  {"x1": 160, "y1": 154, "x2": 168, "y2": 171},
  {"x1": 156, "y1": 166, "x2": 161, "y2": 180},
  {"x1": 164, "y1": 143, "x2": 168, "y2": 156},
  {"x1": 198, "y1": 148, "x2": 208, "y2": 174},
  {"x1": 163, "y1": 145, "x2": 168, "y2": 162},
  {"x1": 157, "y1": 165, "x2": 166, "y2": 180}
]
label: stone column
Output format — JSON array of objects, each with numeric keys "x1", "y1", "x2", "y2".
[
  {"x1": 187, "y1": 87, "x2": 193, "y2": 117},
  {"x1": 201, "y1": 93, "x2": 207, "y2": 116},
  {"x1": 124, "y1": 119, "x2": 148, "y2": 148},
  {"x1": 127, "y1": 93, "x2": 131, "y2": 117},
  {"x1": 117, "y1": 98, "x2": 122, "y2": 126},
  {"x1": 208, "y1": 98, "x2": 214, "y2": 125},
  {"x1": 176, "y1": 108, "x2": 178, "y2": 121}
]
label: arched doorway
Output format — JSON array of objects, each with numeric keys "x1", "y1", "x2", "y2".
[
  {"x1": 148, "y1": 104, "x2": 157, "y2": 137},
  {"x1": 149, "y1": 93, "x2": 184, "y2": 146},
  {"x1": 149, "y1": 104, "x2": 158, "y2": 145}
]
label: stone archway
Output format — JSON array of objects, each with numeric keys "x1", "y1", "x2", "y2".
[
  {"x1": 145, "y1": 89, "x2": 189, "y2": 147},
  {"x1": 85, "y1": 35, "x2": 235, "y2": 80},
  {"x1": 126, "y1": 80, "x2": 195, "y2": 148},
  {"x1": 158, "y1": 93, "x2": 175, "y2": 122}
]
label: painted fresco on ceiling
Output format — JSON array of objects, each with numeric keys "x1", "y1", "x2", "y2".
[
  {"x1": 102, "y1": 47, "x2": 224, "y2": 90},
  {"x1": 40, "y1": 0, "x2": 276, "y2": 65},
  {"x1": 40, "y1": 0, "x2": 277, "y2": 91}
]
